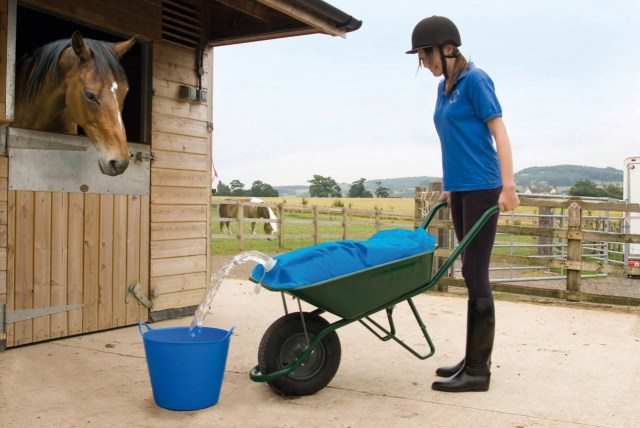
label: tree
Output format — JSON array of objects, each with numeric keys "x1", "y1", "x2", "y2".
[
  {"x1": 216, "y1": 181, "x2": 231, "y2": 196},
  {"x1": 229, "y1": 179, "x2": 246, "y2": 196},
  {"x1": 308, "y1": 175, "x2": 342, "y2": 197},
  {"x1": 250, "y1": 180, "x2": 279, "y2": 197},
  {"x1": 569, "y1": 179, "x2": 600, "y2": 197},
  {"x1": 374, "y1": 181, "x2": 391, "y2": 198},
  {"x1": 569, "y1": 179, "x2": 623, "y2": 199},
  {"x1": 602, "y1": 184, "x2": 623, "y2": 200},
  {"x1": 348, "y1": 178, "x2": 373, "y2": 198}
]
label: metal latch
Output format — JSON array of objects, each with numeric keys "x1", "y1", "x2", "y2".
[
  {"x1": 131, "y1": 151, "x2": 155, "y2": 163},
  {"x1": 1, "y1": 303, "x2": 83, "y2": 333},
  {"x1": 126, "y1": 283, "x2": 157, "y2": 309}
]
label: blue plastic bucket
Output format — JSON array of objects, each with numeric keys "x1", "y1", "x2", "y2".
[{"x1": 139, "y1": 322, "x2": 234, "y2": 411}]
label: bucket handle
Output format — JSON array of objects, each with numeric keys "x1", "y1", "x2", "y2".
[
  {"x1": 224, "y1": 326, "x2": 236, "y2": 340},
  {"x1": 138, "y1": 322, "x2": 153, "y2": 335}
]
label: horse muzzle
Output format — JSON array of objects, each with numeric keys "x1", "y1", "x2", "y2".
[{"x1": 99, "y1": 156, "x2": 129, "y2": 176}]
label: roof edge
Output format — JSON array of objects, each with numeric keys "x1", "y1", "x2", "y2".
[{"x1": 295, "y1": 0, "x2": 362, "y2": 32}]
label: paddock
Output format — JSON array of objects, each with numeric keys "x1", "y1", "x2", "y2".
[{"x1": 0, "y1": 0, "x2": 361, "y2": 349}]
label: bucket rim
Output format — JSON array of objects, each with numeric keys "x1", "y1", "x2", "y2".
[{"x1": 138, "y1": 322, "x2": 234, "y2": 343}]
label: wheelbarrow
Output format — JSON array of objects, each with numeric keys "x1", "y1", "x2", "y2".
[{"x1": 248, "y1": 201, "x2": 499, "y2": 395}]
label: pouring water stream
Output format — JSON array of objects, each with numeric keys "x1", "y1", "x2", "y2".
[{"x1": 188, "y1": 250, "x2": 276, "y2": 337}]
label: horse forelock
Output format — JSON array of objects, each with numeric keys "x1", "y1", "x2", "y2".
[
  {"x1": 23, "y1": 38, "x2": 128, "y2": 101},
  {"x1": 84, "y1": 39, "x2": 128, "y2": 83}
]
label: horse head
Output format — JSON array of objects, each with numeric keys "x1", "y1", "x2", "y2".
[
  {"x1": 64, "y1": 32, "x2": 137, "y2": 176},
  {"x1": 263, "y1": 220, "x2": 275, "y2": 239},
  {"x1": 250, "y1": 198, "x2": 278, "y2": 240},
  {"x1": 14, "y1": 32, "x2": 137, "y2": 176}
]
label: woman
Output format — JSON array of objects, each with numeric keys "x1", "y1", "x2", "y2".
[{"x1": 406, "y1": 16, "x2": 520, "y2": 392}]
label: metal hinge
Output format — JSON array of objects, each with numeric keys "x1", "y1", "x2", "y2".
[
  {"x1": 1, "y1": 303, "x2": 83, "y2": 333},
  {"x1": 126, "y1": 283, "x2": 157, "y2": 309}
]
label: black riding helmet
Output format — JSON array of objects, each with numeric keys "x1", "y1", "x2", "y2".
[{"x1": 406, "y1": 16, "x2": 461, "y2": 80}]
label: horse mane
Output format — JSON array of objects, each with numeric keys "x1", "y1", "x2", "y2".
[{"x1": 23, "y1": 37, "x2": 128, "y2": 101}]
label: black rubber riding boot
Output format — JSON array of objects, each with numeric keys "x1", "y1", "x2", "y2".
[
  {"x1": 432, "y1": 298, "x2": 495, "y2": 392},
  {"x1": 435, "y1": 359, "x2": 464, "y2": 377}
]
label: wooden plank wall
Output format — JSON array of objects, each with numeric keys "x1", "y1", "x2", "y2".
[
  {"x1": 0, "y1": 0, "x2": 9, "y2": 122},
  {"x1": 20, "y1": 0, "x2": 162, "y2": 41},
  {"x1": 0, "y1": 156, "x2": 7, "y2": 344},
  {"x1": 150, "y1": 42, "x2": 212, "y2": 313}
]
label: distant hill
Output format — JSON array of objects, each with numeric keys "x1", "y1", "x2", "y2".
[
  {"x1": 274, "y1": 165, "x2": 623, "y2": 197},
  {"x1": 515, "y1": 165, "x2": 622, "y2": 187}
]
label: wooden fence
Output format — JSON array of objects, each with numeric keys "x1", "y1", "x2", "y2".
[
  {"x1": 211, "y1": 199, "x2": 414, "y2": 248},
  {"x1": 417, "y1": 185, "x2": 640, "y2": 306},
  {"x1": 211, "y1": 191, "x2": 640, "y2": 307}
]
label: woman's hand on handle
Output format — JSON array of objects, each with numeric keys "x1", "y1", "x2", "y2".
[
  {"x1": 498, "y1": 187, "x2": 520, "y2": 212},
  {"x1": 438, "y1": 191, "x2": 451, "y2": 206}
]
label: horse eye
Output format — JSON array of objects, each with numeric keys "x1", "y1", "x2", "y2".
[{"x1": 85, "y1": 91, "x2": 98, "y2": 104}]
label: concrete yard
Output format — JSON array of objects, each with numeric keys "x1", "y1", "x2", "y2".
[{"x1": 1, "y1": 278, "x2": 639, "y2": 428}]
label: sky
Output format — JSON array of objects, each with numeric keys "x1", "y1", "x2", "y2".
[{"x1": 211, "y1": 0, "x2": 639, "y2": 187}]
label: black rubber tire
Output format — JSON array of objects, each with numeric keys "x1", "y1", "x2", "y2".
[{"x1": 258, "y1": 312, "x2": 341, "y2": 396}]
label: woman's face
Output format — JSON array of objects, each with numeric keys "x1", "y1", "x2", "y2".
[{"x1": 418, "y1": 47, "x2": 442, "y2": 77}]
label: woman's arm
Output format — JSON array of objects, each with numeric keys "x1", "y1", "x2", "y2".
[{"x1": 487, "y1": 116, "x2": 520, "y2": 212}]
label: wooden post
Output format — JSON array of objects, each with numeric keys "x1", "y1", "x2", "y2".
[
  {"x1": 414, "y1": 187, "x2": 426, "y2": 228},
  {"x1": 313, "y1": 205, "x2": 319, "y2": 245},
  {"x1": 428, "y1": 181, "x2": 450, "y2": 292},
  {"x1": 374, "y1": 210, "x2": 381, "y2": 232},
  {"x1": 342, "y1": 207, "x2": 348, "y2": 240},
  {"x1": 278, "y1": 203, "x2": 285, "y2": 248},
  {"x1": 566, "y1": 202, "x2": 582, "y2": 301},
  {"x1": 236, "y1": 200, "x2": 244, "y2": 251},
  {"x1": 538, "y1": 206, "x2": 552, "y2": 256}
]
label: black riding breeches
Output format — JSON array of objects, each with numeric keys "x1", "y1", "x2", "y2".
[{"x1": 449, "y1": 187, "x2": 501, "y2": 299}]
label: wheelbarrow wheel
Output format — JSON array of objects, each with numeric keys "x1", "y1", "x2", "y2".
[{"x1": 258, "y1": 312, "x2": 341, "y2": 396}]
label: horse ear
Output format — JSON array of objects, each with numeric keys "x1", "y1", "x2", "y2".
[
  {"x1": 112, "y1": 35, "x2": 138, "y2": 59},
  {"x1": 71, "y1": 31, "x2": 92, "y2": 61}
]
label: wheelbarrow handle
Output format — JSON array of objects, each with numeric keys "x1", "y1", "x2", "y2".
[
  {"x1": 428, "y1": 204, "x2": 500, "y2": 286},
  {"x1": 419, "y1": 200, "x2": 448, "y2": 230}
]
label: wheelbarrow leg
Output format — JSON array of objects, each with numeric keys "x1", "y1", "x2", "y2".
[{"x1": 358, "y1": 298, "x2": 435, "y2": 360}]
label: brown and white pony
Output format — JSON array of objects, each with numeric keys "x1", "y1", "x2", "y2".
[
  {"x1": 13, "y1": 31, "x2": 137, "y2": 176},
  {"x1": 218, "y1": 198, "x2": 278, "y2": 240}
]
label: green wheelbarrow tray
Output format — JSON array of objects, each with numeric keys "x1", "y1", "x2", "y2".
[
  {"x1": 249, "y1": 201, "x2": 500, "y2": 388},
  {"x1": 258, "y1": 250, "x2": 436, "y2": 320}
]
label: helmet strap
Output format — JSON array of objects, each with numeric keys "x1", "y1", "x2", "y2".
[{"x1": 438, "y1": 45, "x2": 449, "y2": 80}]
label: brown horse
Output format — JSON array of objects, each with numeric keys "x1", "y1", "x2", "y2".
[
  {"x1": 13, "y1": 32, "x2": 137, "y2": 176},
  {"x1": 219, "y1": 198, "x2": 278, "y2": 240}
]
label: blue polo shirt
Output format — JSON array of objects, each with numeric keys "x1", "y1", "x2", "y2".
[{"x1": 433, "y1": 62, "x2": 503, "y2": 191}]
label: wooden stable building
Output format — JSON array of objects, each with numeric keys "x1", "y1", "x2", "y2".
[{"x1": 0, "y1": 0, "x2": 361, "y2": 348}]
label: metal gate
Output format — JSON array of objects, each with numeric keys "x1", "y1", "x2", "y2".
[{"x1": 2, "y1": 127, "x2": 151, "y2": 347}]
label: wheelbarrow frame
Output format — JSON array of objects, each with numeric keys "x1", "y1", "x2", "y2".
[{"x1": 249, "y1": 201, "x2": 500, "y2": 387}]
